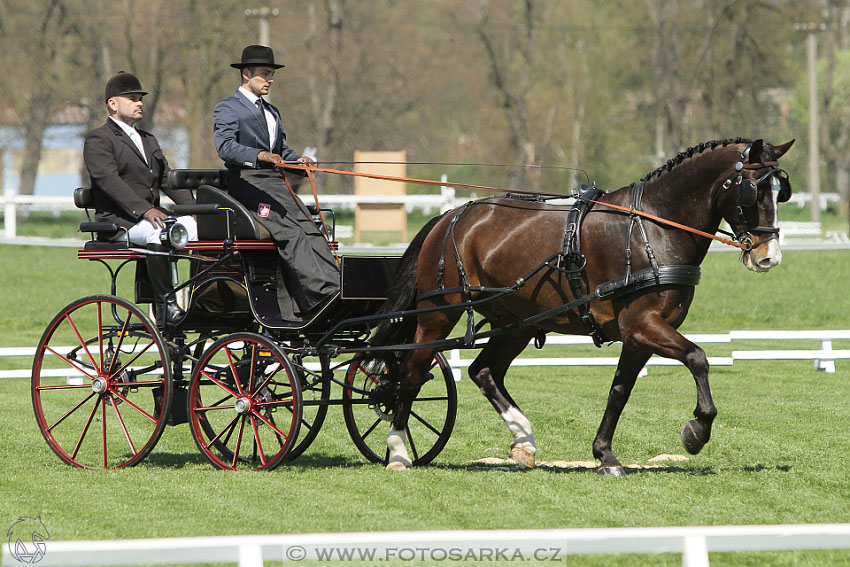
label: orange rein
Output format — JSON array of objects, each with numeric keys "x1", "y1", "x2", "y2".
[{"x1": 280, "y1": 163, "x2": 749, "y2": 252}]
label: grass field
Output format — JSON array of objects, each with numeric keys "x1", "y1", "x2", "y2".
[{"x1": 1, "y1": 245, "x2": 849, "y2": 566}]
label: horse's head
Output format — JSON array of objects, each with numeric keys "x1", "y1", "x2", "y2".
[{"x1": 715, "y1": 138, "x2": 795, "y2": 272}]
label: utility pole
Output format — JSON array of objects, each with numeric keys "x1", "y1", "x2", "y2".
[
  {"x1": 245, "y1": 6, "x2": 279, "y2": 47},
  {"x1": 795, "y1": 22, "x2": 826, "y2": 223}
]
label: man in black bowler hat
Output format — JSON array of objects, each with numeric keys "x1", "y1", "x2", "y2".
[
  {"x1": 84, "y1": 71, "x2": 197, "y2": 325},
  {"x1": 213, "y1": 45, "x2": 339, "y2": 322}
]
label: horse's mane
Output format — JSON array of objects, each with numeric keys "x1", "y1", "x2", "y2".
[{"x1": 639, "y1": 137, "x2": 752, "y2": 184}]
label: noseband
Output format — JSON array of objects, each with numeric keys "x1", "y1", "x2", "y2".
[{"x1": 719, "y1": 144, "x2": 786, "y2": 251}]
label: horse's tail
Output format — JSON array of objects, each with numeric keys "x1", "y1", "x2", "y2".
[{"x1": 370, "y1": 212, "x2": 446, "y2": 348}]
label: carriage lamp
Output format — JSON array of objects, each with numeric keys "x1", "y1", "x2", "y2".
[{"x1": 160, "y1": 218, "x2": 190, "y2": 249}]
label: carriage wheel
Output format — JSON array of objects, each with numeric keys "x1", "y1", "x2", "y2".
[
  {"x1": 342, "y1": 352, "x2": 456, "y2": 466},
  {"x1": 282, "y1": 353, "x2": 331, "y2": 461},
  {"x1": 31, "y1": 295, "x2": 171, "y2": 469},
  {"x1": 187, "y1": 333, "x2": 302, "y2": 470}
]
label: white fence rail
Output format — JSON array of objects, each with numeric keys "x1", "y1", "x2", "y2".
[
  {"x1": 1, "y1": 190, "x2": 469, "y2": 240},
  {"x1": 3, "y1": 330, "x2": 847, "y2": 381},
  {"x1": 4, "y1": 524, "x2": 850, "y2": 567}
]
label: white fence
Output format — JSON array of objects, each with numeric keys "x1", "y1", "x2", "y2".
[
  {"x1": 1, "y1": 189, "x2": 467, "y2": 240},
  {"x1": 4, "y1": 524, "x2": 850, "y2": 566},
  {"x1": 3, "y1": 330, "x2": 848, "y2": 381}
]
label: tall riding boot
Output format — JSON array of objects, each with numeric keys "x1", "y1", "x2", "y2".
[{"x1": 146, "y1": 244, "x2": 185, "y2": 326}]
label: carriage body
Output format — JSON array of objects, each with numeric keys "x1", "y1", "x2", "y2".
[{"x1": 30, "y1": 170, "x2": 456, "y2": 470}]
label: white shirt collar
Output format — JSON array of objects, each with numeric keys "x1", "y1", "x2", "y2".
[
  {"x1": 109, "y1": 116, "x2": 139, "y2": 138},
  {"x1": 239, "y1": 86, "x2": 261, "y2": 105}
]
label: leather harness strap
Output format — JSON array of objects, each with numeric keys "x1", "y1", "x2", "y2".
[{"x1": 561, "y1": 186, "x2": 607, "y2": 346}]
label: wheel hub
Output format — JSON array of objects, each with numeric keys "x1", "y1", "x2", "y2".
[
  {"x1": 91, "y1": 377, "x2": 108, "y2": 394},
  {"x1": 234, "y1": 397, "x2": 252, "y2": 415}
]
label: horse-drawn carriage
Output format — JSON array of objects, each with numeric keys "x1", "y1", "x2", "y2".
[
  {"x1": 32, "y1": 137, "x2": 795, "y2": 475},
  {"x1": 31, "y1": 168, "x2": 457, "y2": 470}
]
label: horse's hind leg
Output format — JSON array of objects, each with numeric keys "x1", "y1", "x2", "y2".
[
  {"x1": 386, "y1": 345, "x2": 440, "y2": 470},
  {"x1": 386, "y1": 310, "x2": 460, "y2": 470},
  {"x1": 468, "y1": 329, "x2": 538, "y2": 468}
]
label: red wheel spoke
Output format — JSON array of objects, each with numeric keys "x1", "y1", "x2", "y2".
[
  {"x1": 110, "y1": 341, "x2": 157, "y2": 377},
  {"x1": 105, "y1": 312, "x2": 133, "y2": 375},
  {"x1": 64, "y1": 312, "x2": 102, "y2": 376},
  {"x1": 101, "y1": 396, "x2": 108, "y2": 468},
  {"x1": 204, "y1": 414, "x2": 240, "y2": 450},
  {"x1": 37, "y1": 384, "x2": 93, "y2": 391},
  {"x1": 248, "y1": 347, "x2": 258, "y2": 394},
  {"x1": 110, "y1": 389, "x2": 157, "y2": 422},
  {"x1": 194, "y1": 403, "x2": 236, "y2": 412},
  {"x1": 251, "y1": 408, "x2": 290, "y2": 440},
  {"x1": 200, "y1": 367, "x2": 240, "y2": 398},
  {"x1": 231, "y1": 416, "x2": 246, "y2": 468},
  {"x1": 46, "y1": 392, "x2": 97, "y2": 432},
  {"x1": 249, "y1": 415, "x2": 268, "y2": 466},
  {"x1": 223, "y1": 346, "x2": 245, "y2": 397},
  {"x1": 110, "y1": 396, "x2": 137, "y2": 456},
  {"x1": 251, "y1": 364, "x2": 284, "y2": 396},
  {"x1": 43, "y1": 345, "x2": 98, "y2": 382},
  {"x1": 71, "y1": 397, "x2": 100, "y2": 460}
]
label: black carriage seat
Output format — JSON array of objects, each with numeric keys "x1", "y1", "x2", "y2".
[
  {"x1": 73, "y1": 187, "x2": 130, "y2": 250},
  {"x1": 166, "y1": 169, "x2": 273, "y2": 241}
]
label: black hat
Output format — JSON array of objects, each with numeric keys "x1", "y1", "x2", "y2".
[
  {"x1": 104, "y1": 71, "x2": 148, "y2": 102},
  {"x1": 231, "y1": 45, "x2": 285, "y2": 70}
]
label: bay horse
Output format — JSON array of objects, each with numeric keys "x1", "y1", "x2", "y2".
[{"x1": 373, "y1": 138, "x2": 794, "y2": 475}]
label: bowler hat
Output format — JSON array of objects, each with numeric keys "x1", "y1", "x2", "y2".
[
  {"x1": 231, "y1": 45, "x2": 285, "y2": 70},
  {"x1": 104, "y1": 71, "x2": 148, "y2": 102}
]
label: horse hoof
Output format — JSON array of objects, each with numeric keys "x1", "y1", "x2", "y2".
[
  {"x1": 510, "y1": 444, "x2": 536, "y2": 469},
  {"x1": 597, "y1": 465, "x2": 627, "y2": 477},
  {"x1": 386, "y1": 460, "x2": 412, "y2": 471},
  {"x1": 681, "y1": 420, "x2": 705, "y2": 455}
]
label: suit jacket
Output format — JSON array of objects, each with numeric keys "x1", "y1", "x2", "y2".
[
  {"x1": 83, "y1": 119, "x2": 193, "y2": 229},
  {"x1": 213, "y1": 89, "x2": 300, "y2": 169}
]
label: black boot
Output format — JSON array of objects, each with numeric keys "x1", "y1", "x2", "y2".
[{"x1": 146, "y1": 244, "x2": 185, "y2": 326}]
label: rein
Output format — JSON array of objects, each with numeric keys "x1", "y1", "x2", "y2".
[{"x1": 283, "y1": 162, "x2": 762, "y2": 252}]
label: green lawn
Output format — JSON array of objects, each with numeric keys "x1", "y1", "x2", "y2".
[{"x1": 1, "y1": 245, "x2": 849, "y2": 566}]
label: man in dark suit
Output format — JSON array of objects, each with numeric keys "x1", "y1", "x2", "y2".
[
  {"x1": 213, "y1": 45, "x2": 339, "y2": 322},
  {"x1": 84, "y1": 71, "x2": 197, "y2": 324}
]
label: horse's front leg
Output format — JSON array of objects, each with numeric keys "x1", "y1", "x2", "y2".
[{"x1": 593, "y1": 347, "x2": 650, "y2": 476}]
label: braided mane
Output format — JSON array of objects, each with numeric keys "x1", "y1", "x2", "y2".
[{"x1": 640, "y1": 137, "x2": 752, "y2": 183}]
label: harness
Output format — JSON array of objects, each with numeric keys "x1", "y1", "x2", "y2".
[{"x1": 561, "y1": 186, "x2": 607, "y2": 346}]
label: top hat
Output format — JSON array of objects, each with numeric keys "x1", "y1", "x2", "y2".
[
  {"x1": 104, "y1": 71, "x2": 148, "y2": 102},
  {"x1": 231, "y1": 45, "x2": 285, "y2": 70}
]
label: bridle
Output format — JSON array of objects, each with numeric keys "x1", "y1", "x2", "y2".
[{"x1": 718, "y1": 143, "x2": 790, "y2": 251}]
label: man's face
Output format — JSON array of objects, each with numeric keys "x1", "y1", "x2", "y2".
[
  {"x1": 243, "y1": 66, "x2": 276, "y2": 97},
  {"x1": 108, "y1": 94, "x2": 144, "y2": 125}
]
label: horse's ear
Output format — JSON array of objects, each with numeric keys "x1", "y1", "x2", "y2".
[
  {"x1": 773, "y1": 139, "x2": 795, "y2": 159},
  {"x1": 748, "y1": 139, "x2": 764, "y2": 163}
]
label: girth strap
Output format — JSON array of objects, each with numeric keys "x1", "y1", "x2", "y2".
[{"x1": 562, "y1": 186, "x2": 606, "y2": 346}]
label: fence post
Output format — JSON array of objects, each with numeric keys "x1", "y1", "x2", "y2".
[
  {"x1": 238, "y1": 543, "x2": 264, "y2": 567},
  {"x1": 3, "y1": 185, "x2": 16, "y2": 239},
  {"x1": 681, "y1": 535, "x2": 709, "y2": 567}
]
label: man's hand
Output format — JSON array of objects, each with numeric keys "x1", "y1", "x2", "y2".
[
  {"x1": 142, "y1": 207, "x2": 168, "y2": 228},
  {"x1": 257, "y1": 150, "x2": 285, "y2": 167},
  {"x1": 297, "y1": 155, "x2": 315, "y2": 165}
]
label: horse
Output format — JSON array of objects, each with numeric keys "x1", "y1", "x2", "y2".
[{"x1": 372, "y1": 137, "x2": 794, "y2": 475}]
